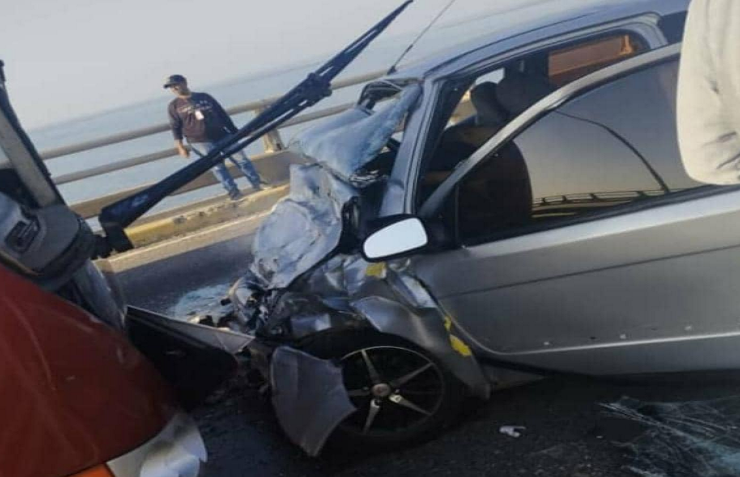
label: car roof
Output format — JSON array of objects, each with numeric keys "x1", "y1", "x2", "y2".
[{"x1": 386, "y1": 0, "x2": 688, "y2": 81}]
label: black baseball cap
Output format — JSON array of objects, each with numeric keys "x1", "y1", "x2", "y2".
[{"x1": 163, "y1": 74, "x2": 186, "y2": 89}]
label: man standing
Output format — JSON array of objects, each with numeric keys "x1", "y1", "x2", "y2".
[
  {"x1": 165, "y1": 74, "x2": 264, "y2": 200},
  {"x1": 678, "y1": 0, "x2": 740, "y2": 184}
]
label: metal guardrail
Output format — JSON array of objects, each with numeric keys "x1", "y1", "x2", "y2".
[{"x1": 42, "y1": 69, "x2": 388, "y2": 220}]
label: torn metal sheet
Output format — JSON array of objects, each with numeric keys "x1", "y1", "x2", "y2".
[
  {"x1": 265, "y1": 290, "x2": 360, "y2": 340},
  {"x1": 248, "y1": 84, "x2": 420, "y2": 291},
  {"x1": 248, "y1": 164, "x2": 356, "y2": 290},
  {"x1": 603, "y1": 395, "x2": 740, "y2": 477},
  {"x1": 290, "y1": 84, "x2": 421, "y2": 184},
  {"x1": 270, "y1": 346, "x2": 356, "y2": 456},
  {"x1": 130, "y1": 306, "x2": 253, "y2": 354}
]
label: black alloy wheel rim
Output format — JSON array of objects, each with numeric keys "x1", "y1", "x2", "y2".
[{"x1": 339, "y1": 345, "x2": 445, "y2": 436}]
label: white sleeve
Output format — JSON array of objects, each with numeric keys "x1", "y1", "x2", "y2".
[{"x1": 677, "y1": 0, "x2": 740, "y2": 185}]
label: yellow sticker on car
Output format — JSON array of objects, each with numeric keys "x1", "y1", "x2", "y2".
[
  {"x1": 365, "y1": 262, "x2": 386, "y2": 278},
  {"x1": 444, "y1": 316, "x2": 473, "y2": 357}
]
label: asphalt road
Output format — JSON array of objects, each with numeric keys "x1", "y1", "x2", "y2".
[
  {"x1": 189, "y1": 370, "x2": 740, "y2": 477},
  {"x1": 115, "y1": 217, "x2": 260, "y2": 317},
  {"x1": 118, "y1": 229, "x2": 740, "y2": 477}
]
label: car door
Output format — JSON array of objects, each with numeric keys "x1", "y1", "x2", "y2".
[{"x1": 413, "y1": 51, "x2": 740, "y2": 376}]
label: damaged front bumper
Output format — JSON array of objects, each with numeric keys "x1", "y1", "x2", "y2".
[{"x1": 204, "y1": 255, "x2": 492, "y2": 456}]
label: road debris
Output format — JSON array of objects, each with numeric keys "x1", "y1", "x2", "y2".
[{"x1": 499, "y1": 425, "x2": 527, "y2": 438}]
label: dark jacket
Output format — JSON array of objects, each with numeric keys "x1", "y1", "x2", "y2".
[{"x1": 168, "y1": 92, "x2": 237, "y2": 143}]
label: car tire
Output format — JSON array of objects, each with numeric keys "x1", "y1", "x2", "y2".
[{"x1": 299, "y1": 329, "x2": 464, "y2": 451}]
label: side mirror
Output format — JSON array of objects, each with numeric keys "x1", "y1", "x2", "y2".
[{"x1": 362, "y1": 216, "x2": 428, "y2": 262}]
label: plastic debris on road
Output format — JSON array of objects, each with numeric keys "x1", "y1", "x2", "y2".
[{"x1": 499, "y1": 425, "x2": 527, "y2": 438}]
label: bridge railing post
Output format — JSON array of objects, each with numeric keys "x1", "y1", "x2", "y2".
[{"x1": 253, "y1": 106, "x2": 285, "y2": 153}]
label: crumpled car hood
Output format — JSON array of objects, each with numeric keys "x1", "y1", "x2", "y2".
[
  {"x1": 247, "y1": 84, "x2": 421, "y2": 290},
  {"x1": 248, "y1": 164, "x2": 355, "y2": 290}
]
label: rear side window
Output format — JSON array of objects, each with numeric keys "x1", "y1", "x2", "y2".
[
  {"x1": 455, "y1": 58, "x2": 702, "y2": 244},
  {"x1": 659, "y1": 12, "x2": 688, "y2": 44},
  {"x1": 548, "y1": 34, "x2": 645, "y2": 86},
  {"x1": 558, "y1": 59, "x2": 699, "y2": 192}
]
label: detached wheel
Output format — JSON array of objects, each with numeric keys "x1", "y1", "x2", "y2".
[{"x1": 300, "y1": 330, "x2": 463, "y2": 450}]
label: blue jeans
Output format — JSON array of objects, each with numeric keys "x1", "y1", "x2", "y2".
[{"x1": 190, "y1": 142, "x2": 262, "y2": 194}]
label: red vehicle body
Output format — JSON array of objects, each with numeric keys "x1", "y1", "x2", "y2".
[
  {"x1": 0, "y1": 61, "x2": 223, "y2": 477},
  {"x1": 0, "y1": 266, "x2": 174, "y2": 477}
]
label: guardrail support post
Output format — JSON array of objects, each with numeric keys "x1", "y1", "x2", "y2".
[{"x1": 253, "y1": 106, "x2": 285, "y2": 152}]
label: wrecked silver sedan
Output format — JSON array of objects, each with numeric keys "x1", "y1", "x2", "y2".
[
  {"x1": 193, "y1": 0, "x2": 724, "y2": 455},
  {"x1": 93, "y1": 0, "x2": 720, "y2": 457}
]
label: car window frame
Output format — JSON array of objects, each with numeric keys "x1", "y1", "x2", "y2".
[
  {"x1": 547, "y1": 32, "x2": 647, "y2": 87},
  {"x1": 414, "y1": 29, "x2": 653, "y2": 209},
  {"x1": 404, "y1": 15, "x2": 668, "y2": 215},
  {"x1": 418, "y1": 44, "x2": 682, "y2": 222},
  {"x1": 419, "y1": 44, "x2": 740, "y2": 249}
]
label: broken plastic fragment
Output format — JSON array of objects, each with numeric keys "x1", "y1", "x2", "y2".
[{"x1": 499, "y1": 425, "x2": 526, "y2": 438}]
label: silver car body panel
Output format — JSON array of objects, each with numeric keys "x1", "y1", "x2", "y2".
[
  {"x1": 408, "y1": 44, "x2": 740, "y2": 375},
  {"x1": 0, "y1": 140, "x2": 9, "y2": 169},
  {"x1": 137, "y1": 306, "x2": 254, "y2": 354},
  {"x1": 249, "y1": 163, "x2": 356, "y2": 289},
  {"x1": 414, "y1": 187, "x2": 740, "y2": 375},
  {"x1": 290, "y1": 84, "x2": 421, "y2": 184},
  {"x1": 352, "y1": 295, "x2": 490, "y2": 398}
]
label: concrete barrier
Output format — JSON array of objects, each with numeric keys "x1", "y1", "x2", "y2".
[
  {"x1": 91, "y1": 150, "x2": 304, "y2": 250},
  {"x1": 72, "y1": 149, "x2": 302, "y2": 219},
  {"x1": 125, "y1": 183, "x2": 288, "y2": 248}
]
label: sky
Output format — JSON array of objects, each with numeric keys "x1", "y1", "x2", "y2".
[{"x1": 0, "y1": 0, "x2": 504, "y2": 129}]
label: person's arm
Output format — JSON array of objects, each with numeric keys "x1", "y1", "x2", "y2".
[
  {"x1": 677, "y1": 0, "x2": 740, "y2": 184},
  {"x1": 207, "y1": 94, "x2": 238, "y2": 133},
  {"x1": 168, "y1": 101, "x2": 189, "y2": 158},
  {"x1": 174, "y1": 138, "x2": 189, "y2": 158}
]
